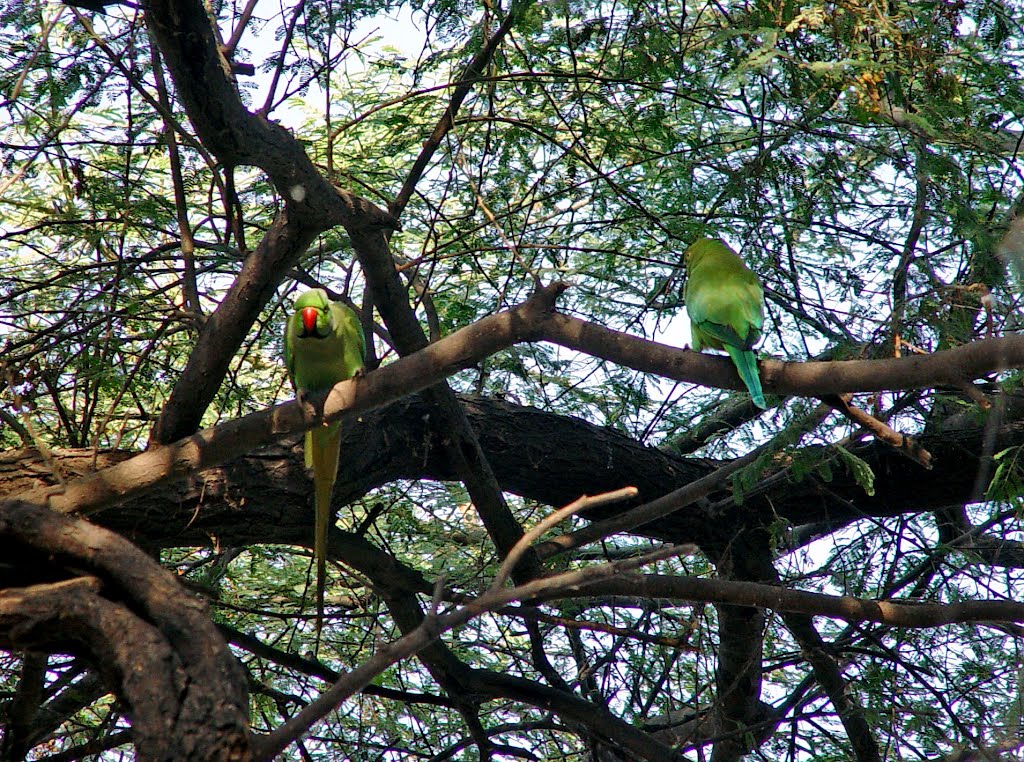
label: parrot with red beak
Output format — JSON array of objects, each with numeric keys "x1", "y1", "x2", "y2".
[{"x1": 284, "y1": 288, "x2": 366, "y2": 634}]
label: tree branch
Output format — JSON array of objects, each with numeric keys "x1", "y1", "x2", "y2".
[
  {"x1": 15, "y1": 287, "x2": 559, "y2": 514},
  {"x1": 536, "y1": 311, "x2": 1024, "y2": 397},
  {"x1": 141, "y1": 0, "x2": 400, "y2": 444},
  {"x1": 0, "y1": 500, "x2": 251, "y2": 759},
  {"x1": 254, "y1": 540, "x2": 690, "y2": 762},
  {"x1": 553, "y1": 574, "x2": 1024, "y2": 628},
  {"x1": 7, "y1": 391, "x2": 1024, "y2": 560}
]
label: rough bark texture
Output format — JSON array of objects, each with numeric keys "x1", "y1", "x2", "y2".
[
  {"x1": 4, "y1": 392, "x2": 1018, "y2": 758},
  {"x1": 4, "y1": 394, "x2": 1015, "y2": 554},
  {"x1": 2, "y1": 394, "x2": 1021, "y2": 757},
  {"x1": 0, "y1": 500, "x2": 252, "y2": 760}
]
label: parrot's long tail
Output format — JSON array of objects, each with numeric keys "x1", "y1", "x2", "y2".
[
  {"x1": 725, "y1": 345, "x2": 767, "y2": 409},
  {"x1": 308, "y1": 422, "x2": 342, "y2": 639}
]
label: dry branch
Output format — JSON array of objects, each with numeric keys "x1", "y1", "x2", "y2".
[
  {"x1": 255, "y1": 535, "x2": 691, "y2": 762},
  {"x1": 537, "y1": 311, "x2": 1024, "y2": 397},
  {"x1": 564, "y1": 574, "x2": 1024, "y2": 628},
  {"x1": 0, "y1": 499, "x2": 251, "y2": 760}
]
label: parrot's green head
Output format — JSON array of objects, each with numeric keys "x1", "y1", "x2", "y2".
[
  {"x1": 293, "y1": 289, "x2": 333, "y2": 339},
  {"x1": 685, "y1": 237, "x2": 733, "y2": 269}
]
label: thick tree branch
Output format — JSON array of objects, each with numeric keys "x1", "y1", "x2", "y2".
[
  {"x1": 0, "y1": 500, "x2": 252, "y2": 760},
  {"x1": 7, "y1": 391, "x2": 1024, "y2": 559},
  {"x1": 0, "y1": 578, "x2": 197, "y2": 759},
  {"x1": 14, "y1": 288, "x2": 558, "y2": 514},
  {"x1": 24, "y1": 219, "x2": 1012, "y2": 514},
  {"x1": 536, "y1": 312, "x2": 1024, "y2": 397}
]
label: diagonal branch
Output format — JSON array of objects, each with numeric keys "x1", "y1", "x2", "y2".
[
  {"x1": 0, "y1": 500, "x2": 252, "y2": 759},
  {"x1": 140, "y1": 0, "x2": 399, "y2": 445},
  {"x1": 821, "y1": 393, "x2": 933, "y2": 469},
  {"x1": 781, "y1": 611, "x2": 881, "y2": 762},
  {"x1": 150, "y1": 211, "x2": 319, "y2": 444},
  {"x1": 389, "y1": 1, "x2": 534, "y2": 217},
  {"x1": 350, "y1": 230, "x2": 546, "y2": 585},
  {"x1": 16, "y1": 285, "x2": 562, "y2": 515},
  {"x1": 254, "y1": 538, "x2": 690, "y2": 762}
]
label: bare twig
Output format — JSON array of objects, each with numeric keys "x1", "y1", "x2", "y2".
[
  {"x1": 554, "y1": 574, "x2": 1024, "y2": 629},
  {"x1": 492, "y1": 487, "x2": 637, "y2": 589},
  {"x1": 821, "y1": 394, "x2": 933, "y2": 469},
  {"x1": 535, "y1": 450, "x2": 758, "y2": 559},
  {"x1": 254, "y1": 541, "x2": 690, "y2": 762},
  {"x1": 955, "y1": 380, "x2": 992, "y2": 410}
]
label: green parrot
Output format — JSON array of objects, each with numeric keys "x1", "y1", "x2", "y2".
[
  {"x1": 284, "y1": 288, "x2": 366, "y2": 633},
  {"x1": 684, "y1": 238, "x2": 767, "y2": 409}
]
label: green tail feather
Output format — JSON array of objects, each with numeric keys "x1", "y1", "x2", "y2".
[
  {"x1": 724, "y1": 345, "x2": 767, "y2": 409},
  {"x1": 309, "y1": 422, "x2": 342, "y2": 636}
]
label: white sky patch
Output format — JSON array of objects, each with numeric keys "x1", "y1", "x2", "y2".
[
  {"x1": 240, "y1": 7, "x2": 427, "y2": 114},
  {"x1": 655, "y1": 307, "x2": 693, "y2": 351},
  {"x1": 355, "y1": 9, "x2": 426, "y2": 56}
]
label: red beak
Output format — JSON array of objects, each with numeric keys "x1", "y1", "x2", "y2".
[{"x1": 300, "y1": 307, "x2": 319, "y2": 334}]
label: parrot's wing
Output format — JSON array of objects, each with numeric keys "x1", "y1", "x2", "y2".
[
  {"x1": 688, "y1": 275, "x2": 763, "y2": 351},
  {"x1": 696, "y1": 319, "x2": 749, "y2": 349},
  {"x1": 329, "y1": 301, "x2": 366, "y2": 375}
]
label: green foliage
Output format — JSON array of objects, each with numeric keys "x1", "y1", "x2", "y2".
[
  {"x1": 3, "y1": 0, "x2": 1024, "y2": 758},
  {"x1": 987, "y1": 445, "x2": 1024, "y2": 506},
  {"x1": 833, "y1": 444, "x2": 875, "y2": 497}
]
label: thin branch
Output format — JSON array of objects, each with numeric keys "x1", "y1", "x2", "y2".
[
  {"x1": 820, "y1": 394, "x2": 933, "y2": 469},
  {"x1": 389, "y1": 2, "x2": 531, "y2": 217},
  {"x1": 493, "y1": 487, "x2": 637, "y2": 588},
  {"x1": 254, "y1": 543, "x2": 692, "y2": 762},
  {"x1": 555, "y1": 574, "x2": 1024, "y2": 628},
  {"x1": 534, "y1": 447, "x2": 761, "y2": 559}
]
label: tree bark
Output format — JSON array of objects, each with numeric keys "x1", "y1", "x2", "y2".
[
  {"x1": 4, "y1": 393, "x2": 1021, "y2": 555},
  {"x1": 0, "y1": 500, "x2": 252, "y2": 760}
]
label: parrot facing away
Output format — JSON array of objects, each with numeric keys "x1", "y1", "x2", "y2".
[
  {"x1": 284, "y1": 288, "x2": 366, "y2": 633},
  {"x1": 684, "y1": 238, "x2": 767, "y2": 409}
]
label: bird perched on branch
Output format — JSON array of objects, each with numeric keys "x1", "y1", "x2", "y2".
[
  {"x1": 284, "y1": 288, "x2": 365, "y2": 634},
  {"x1": 684, "y1": 238, "x2": 767, "y2": 408}
]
